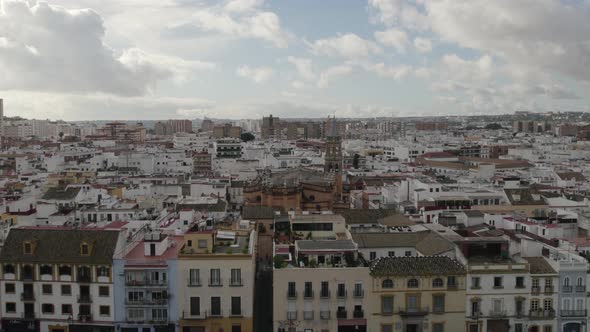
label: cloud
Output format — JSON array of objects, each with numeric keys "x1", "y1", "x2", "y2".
[
  {"x1": 0, "y1": 0, "x2": 213, "y2": 96},
  {"x1": 309, "y1": 33, "x2": 381, "y2": 58},
  {"x1": 413, "y1": 37, "x2": 432, "y2": 53},
  {"x1": 193, "y1": 4, "x2": 290, "y2": 48},
  {"x1": 368, "y1": 0, "x2": 429, "y2": 30},
  {"x1": 374, "y1": 28, "x2": 408, "y2": 52},
  {"x1": 363, "y1": 62, "x2": 412, "y2": 80},
  {"x1": 287, "y1": 56, "x2": 315, "y2": 81},
  {"x1": 317, "y1": 65, "x2": 353, "y2": 88},
  {"x1": 426, "y1": 0, "x2": 590, "y2": 82},
  {"x1": 223, "y1": 0, "x2": 265, "y2": 13},
  {"x1": 236, "y1": 65, "x2": 274, "y2": 83}
]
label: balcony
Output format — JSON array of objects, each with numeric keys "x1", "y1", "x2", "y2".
[
  {"x1": 21, "y1": 292, "x2": 35, "y2": 301},
  {"x1": 562, "y1": 285, "x2": 573, "y2": 293},
  {"x1": 561, "y1": 309, "x2": 587, "y2": 317},
  {"x1": 320, "y1": 311, "x2": 330, "y2": 320},
  {"x1": 353, "y1": 289, "x2": 364, "y2": 298},
  {"x1": 78, "y1": 295, "x2": 93, "y2": 303},
  {"x1": 287, "y1": 291, "x2": 297, "y2": 300},
  {"x1": 78, "y1": 314, "x2": 93, "y2": 322},
  {"x1": 20, "y1": 274, "x2": 35, "y2": 281},
  {"x1": 229, "y1": 278, "x2": 243, "y2": 287},
  {"x1": 432, "y1": 306, "x2": 445, "y2": 314},
  {"x1": 576, "y1": 285, "x2": 586, "y2": 293},
  {"x1": 23, "y1": 312, "x2": 35, "y2": 320},
  {"x1": 303, "y1": 311, "x2": 314, "y2": 320},
  {"x1": 336, "y1": 290, "x2": 347, "y2": 299},
  {"x1": 447, "y1": 284, "x2": 458, "y2": 290},
  {"x1": 148, "y1": 318, "x2": 168, "y2": 325},
  {"x1": 529, "y1": 309, "x2": 555, "y2": 319},
  {"x1": 208, "y1": 278, "x2": 223, "y2": 287},
  {"x1": 399, "y1": 307, "x2": 429, "y2": 317},
  {"x1": 320, "y1": 290, "x2": 330, "y2": 299},
  {"x1": 127, "y1": 279, "x2": 168, "y2": 287},
  {"x1": 531, "y1": 287, "x2": 540, "y2": 295},
  {"x1": 182, "y1": 311, "x2": 207, "y2": 320},
  {"x1": 336, "y1": 310, "x2": 347, "y2": 319},
  {"x1": 286, "y1": 311, "x2": 297, "y2": 320},
  {"x1": 489, "y1": 309, "x2": 507, "y2": 318},
  {"x1": 126, "y1": 298, "x2": 168, "y2": 306},
  {"x1": 544, "y1": 286, "x2": 554, "y2": 294},
  {"x1": 353, "y1": 310, "x2": 364, "y2": 318},
  {"x1": 304, "y1": 290, "x2": 314, "y2": 299},
  {"x1": 77, "y1": 275, "x2": 92, "y2": 283}
]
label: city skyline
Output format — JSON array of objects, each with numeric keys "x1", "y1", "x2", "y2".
[{"x1": 1, "y1": 0, "x2": 590, "y2": 121}]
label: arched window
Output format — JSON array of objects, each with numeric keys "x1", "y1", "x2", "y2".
[
  {"x1": 382, "y1": 279, "x2": 394, "y2": 289},
  {"x1": 577, "y1": 277, "x2": 584, "y2": 286},
  {"x1": 3, "y1": 264, "x2": 15, "y2": 274},
  {"x1": 407, "y1": 278, "x2": 419, "y2": 288},
  {"x1": 39, "y1": 265, "x2": 52, "y2": 275},
  {"x1": 563, "y1": 277, "x2": 570, "y2": 287},
  {"x1": 432, "y1": 278, "x2": 444, "y2": 288},
  {"x1": 59, "y1": 265, "x2": 71, "y2": 276}
]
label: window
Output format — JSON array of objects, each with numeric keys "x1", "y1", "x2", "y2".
[
  {"x1": 493, "y1": 276, "x2": 503, "y2": 288},
  {"x1": 381, "y1": 325, "x2": 393, "y2": 332},
  {"x1": 304, "y1": 282, "x2": 313, "y2": 298},
  {"x1": 4, "y1": 264, "x2": 15, "y2": 274},
  {"x1": 407, "y1": 278, "x2": 419, "y2": 288},
  {"x1": 545, "y1": 278, "x2": 553, "y2": 287},
  {"x1": 190, "y1": 297, "x2": 200, "y2": 315},
  {"x1": 543, "y1": 299, "x2": 552, "y2": 310},
  {"x1": 211, "y1": 297, "x2": 221, "y2": 316},
  {"x1": 515, "y1": 324, "x2": 523, "y2": 332},
  {"x1": 231, "y1": 269, "x2": 242, "y2": 286},
  {"x1": 433, "y1": 323, "x2": 444, "y2": 332},
  {"x1": 388, "y1": 251, "x2": 395, "y2": 257},
  {"x1": 471, "y1": 277, "x2": 481, "y2": 289},
  {"x1": 187, "y1": 240, "x2": 192, "y2": 247},
  {"x1": 432, "y1": 278, "x2": 444, "y2": 288},
  {"x1": 152, "y1": 308, "x2": 167, "y2": 322},
  {"x1": 543, "y1": 326, "x2": 552, "y2": 332},
  {"x1": 81, "y1": 243, "x2": 90, "y2": 256},
  {"x1": 99, "y1": 286, "x2": 109, "y2": 297},
  {"x1": 433, "y1": 295, "x2": 445, "y2": 313},
  {"x1": 24, "y1": 241, "x2": 32, "y2": 254},
  {"x1": 370, "y1": 252, "x2": 377, "y2": 260},
  {"x1": 5, "y1": 283, "x2": 15, "y2": 294},
  {"x1": 198, "y1": 240, "x2": 207, "y2": 248},
  {"x1": 471, "y1": 300, "x2": 480, "y2": 317},
  {"x1": 127, "y1": 308, "x2": 144, "y2": 321},
  {"x1": 447, "y1": 276, "x2": 456, "y2": 287},
  {"x1": 320, "y1": 281, "x2": 329, "y2": 297},
  {"x1": 381, "y1": 296, "x2": 394, "y2": 315},
  {"x1": 576, "y1": 277, "x2": 584, "y2": 286},
  {"x1": 189, "y1": 269, "x2": 200, "y2": 286},
  {"x1": 231, "y1": 297, "x2": 241, "y2": 316},
  {"x1": 210, "y1": 268, "x2": 221, "y2": 286},
  {"x1": 382, "y1": 279, "x2": 393, "y2": 289},
  {"x1": 59, "y1": 265, "x2": 71, "y2": 276},
  {"x1": 231, "y1": 326, "x2": 241, "y2": 332},
  {"x1": 516, "y1": 276, "x2": 525, "y2": 288},
  {"x1": 530, "y1": 299, "x2": 539, "y2": 311},
  {"x1": 128, "y1": 291, "x2": 144, "y2": 303},
  {"x1": 532, "y1": 278, "x2": 540, "y2": 288},
  {"x1": 42, "y1": 303, "x2": 54, "y2": 314},
  {"x1": 97, "y1": 266, "x2": 109, "y2": 277},
  {"x1": 563, "y1": 277, "x2": 570, "y2": 287},
  {"x1": 99, "y1": 305, "x2": 110, "y2": 316},
  {"x1": 62, "y1": 304, "x2": 72, "y2": 315},
  {"x1": 337, "y1": 283, "x2": 346, "y2": 297},
  {"x1": 40, "y1": 265, "x2": 52, "y2": 275},
  {"x1": 354, "y1": 282, "x2": 363, "y2": 297},
  {"x1": 61, "y1": 285, "x2": 71, "y2": 296},
  {"x1": 5, "y1": 302, "x2": 16, "y2": 313},
  {"x1": 42, "y1": 284, "x2": 52, "y2": 295},
  {"x1": 405, "y1": 251, "x2": 412, "y2": 256},
  {"x1": 288, "y1": 282, "x2": 296, "y2": 298}
]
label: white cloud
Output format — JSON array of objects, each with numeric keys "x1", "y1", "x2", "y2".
[
  {"x1": 287, "y1": 56, "x2": 315, "y2": 81},
  {"x1": 193, "y1": 6, "x2": 290, "y2": 48},
  {"x1": 309, "y1": 33, "x2": 381, "y2": 58},
  {"x1": 236, "y1": 65, "x2": 274, "y2": 83},
  {"x1": 368, "y1": 0, "x2": 429, "y2": 30},
  {"x1": 223, "y1": 0, "x2": 265, "y2": 13},
  {"x1": 317, "y1": 65, "x2": 353, "y2": 88},
  {"x1": 426, "y1": 0, "x2": 590, "y2": 82},
  {"x1": 363, "y1": 62, "x2": 412, "y2": 80},
  {"x1": 0, "y1": 0, "x2": 213, "y2": 96},
  {"x1": 374, "y1": 28, "x2": 408, "y2": 52},
  {"x1": 413, "y1": 37, "x2": 432, "y2": 53}
]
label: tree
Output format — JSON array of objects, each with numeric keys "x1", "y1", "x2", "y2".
[
  {"x1": 352, "y1": 153, "x2": 360, "y2": 169},
  {"x1": 241, "y1": 132, "x2": 255, "y2": 142},
  {"x1": 485, "y1": 123, "x2": 503, "y2": 130},
  {"x1": 273, "y1": 255, "x2": 286, "y2": 269},
  {"x1": 58, "y1": 132, "x2": 64, "y2": 140}
]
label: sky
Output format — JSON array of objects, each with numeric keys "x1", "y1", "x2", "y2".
[{"x1": 0, "y1": 0, "x2": 590, "y2": 120}]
